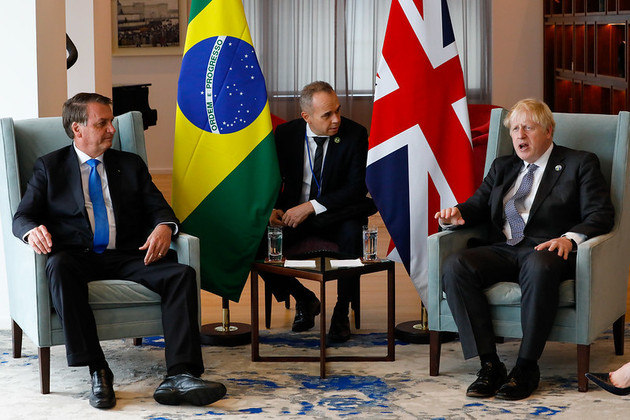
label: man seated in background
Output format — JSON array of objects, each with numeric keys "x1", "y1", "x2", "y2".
[{"x1": 262, "y1": 81, "x2": 376, "y2": 342}]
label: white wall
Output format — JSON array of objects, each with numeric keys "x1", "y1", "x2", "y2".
[
  {"x1": 491, "y1": 1, "x2": 544, "y2": 108},
  {"x1": 66, "y1": 0, "x2": 113, "y2": 98},
  {"x1": 0, "y1": 0, "x2": 67, "y2": 329},
  {"x1": 112, "y1": 55, "x2": 183, "y2": 173}
]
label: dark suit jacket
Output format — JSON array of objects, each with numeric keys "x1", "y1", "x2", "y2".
[
  {"x1": 12, "y1": 145, "x2": 178, "y2": 252},
  {"x1": 456, "y1": 144, "x2": 614, "y2": 243},
  {"x1": 274, "y1": 117, "x2": 375, "y2": 226}
]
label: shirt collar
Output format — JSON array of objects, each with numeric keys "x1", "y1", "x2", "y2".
[
  {"x1": 73, "y1": 143, "x2": 104, "y2": 165},
  {"x1": 305, "y1": 124, "x2": 328, "y2": 140}
]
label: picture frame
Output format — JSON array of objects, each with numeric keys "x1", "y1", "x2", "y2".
[{"x1": 111, "y1": 0, "x2": 187, "y2": 56}]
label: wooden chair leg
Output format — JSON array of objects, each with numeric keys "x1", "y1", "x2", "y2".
[
  {"x1": 613, "y1": 314, "x2": 625, "y2": 356},
  {"x1": 39, "y1": 347, "x2": 50, "y2": 394},
  {"x1": 12, "y1": 320, "x2": 23, "y2": 359},
  {"x1": 351, "y1": 278, "x2": 360, "y2": 329},
  {"x1": 430, "y1": 330, "x2": 441, "y2": 376},
  {"x1": 133, "y1": 338, "x2": 143, "y2": 346},
  {"x1": 264, "y1": 282, "x2": 272, "y2": 329},
  {"x1": 577, "y1": 344, "x2": 590, "y2": 392}
]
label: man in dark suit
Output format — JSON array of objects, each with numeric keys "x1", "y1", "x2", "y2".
[
  {"x1": 264, "y1": 81, "x2": 375, "y2": 342},
  {"x1": 12, "y1": 93, "x2": 226, "y2": 409},
  {"x1": 434, "y1": 98, "x2": 614, "y2": 400}
]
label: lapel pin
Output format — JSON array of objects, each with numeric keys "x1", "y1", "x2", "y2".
[
  {"x1": 334, "y1": 137, "x2": 340, "y2": 143},
  {"x1": 555, "y1": 165, "x2": 562, "y2": 172}
]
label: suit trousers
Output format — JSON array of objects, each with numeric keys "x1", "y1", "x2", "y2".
[
  {"x1": 262, "y1": 217, "x2": 363, "y2": 306},
  {"x1": 46, "y1": 249, "x2": 204, "y2": 376},
  {"x1": 442, "y1": 239, "x2": 576, "y2": 361}
]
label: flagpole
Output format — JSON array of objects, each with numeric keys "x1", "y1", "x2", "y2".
[
  {"x1": 394, "y1": 302, "x2": 456, "y2": 344},
  {"x1": 200, "y1": 298, "x2": 251, "y2": 346}
]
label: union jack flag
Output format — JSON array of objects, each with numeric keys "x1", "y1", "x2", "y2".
[{"x1": 366, "y1": 0, "x2": 475, "y2": 303}]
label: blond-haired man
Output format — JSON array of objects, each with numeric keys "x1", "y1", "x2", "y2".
[{"x1": 435, "y1": 98, "x2": 614, "y2": 400}]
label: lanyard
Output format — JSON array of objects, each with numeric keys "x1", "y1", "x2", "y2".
[{"x1": 305, "y1": 134, "x2": 324, "y2": 198}]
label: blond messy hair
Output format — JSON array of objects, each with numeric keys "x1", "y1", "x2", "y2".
[{"x1": 503, "y1": 98, "x2": 555, "y2": 133}]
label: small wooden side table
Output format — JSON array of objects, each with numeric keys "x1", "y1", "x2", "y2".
[{"x1": 250, "y1": 255, "x2": 395, "y2": 378}]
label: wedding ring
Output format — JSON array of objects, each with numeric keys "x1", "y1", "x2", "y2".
[{"x1": 158, "y1": 252, "x2": 162, "y2": 256}]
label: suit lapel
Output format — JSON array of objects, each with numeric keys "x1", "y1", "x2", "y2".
[
  {"x1": 492, "y1": 158, "x2": 522, "y2": 227},
  {"x1": 103, "y1": 151, "x2": 122, "y2": 227},
  {"x1": 65, "y1": 147, "x2": 89, "y2": 222},
  {"x1": 529, "y1": 145, "x2": 565, "y2": 220}
]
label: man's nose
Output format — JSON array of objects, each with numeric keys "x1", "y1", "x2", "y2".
[{"x1": 107, "y1": 122, "x2": 116, "y2": 134}]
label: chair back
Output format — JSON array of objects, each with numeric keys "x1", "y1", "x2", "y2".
[
  {"x1": 0, "y1": 111, "x2": 148, "y2": 345},
  {"x1": 486, "y1": 109, "x2": 630, "y2": 231}
]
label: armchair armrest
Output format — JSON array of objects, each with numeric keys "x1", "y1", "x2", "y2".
[
  {"x1": 5, "y1": 237, "x2": 52, "y2": 347},
  {"x1": 574, "y1": 231, "x2": 627, "y2": 343},
  {"x1": 427, "y1": 224, "x2": 489, "y2": 328},
  {"x1": 170, "y1": 232, "x2": 201, "y2": 291}
]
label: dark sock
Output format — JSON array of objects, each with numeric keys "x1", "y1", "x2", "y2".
[
  {"x1": 333, "y1": 301, "x2": 350, "y2": 314},
  {"x1": 515, "y1": 357, "x2": 538, "y2": 371},
  {"x1": 88, "y1": 359, "x2": 109, "y2": 375},
  {"x1": 167, "y1": 363, "x2": 193, "y2": 377},
  {"x1": 479, "y1": 352, "x2": 501, "y2": 366}
]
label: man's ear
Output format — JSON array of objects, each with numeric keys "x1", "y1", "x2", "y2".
[
  {"x1": 71, "y1": 122, "x2": 82, "y2": 138},
  {"x1": 301, "y1": 111, "x2": 309, "y2": 123}
]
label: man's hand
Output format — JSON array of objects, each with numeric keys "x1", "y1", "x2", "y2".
[
  {"x1": 27, "y1": 225, "x2": 52, "y2": 254},
  {"x1": 282, "y1": 202, "x2": 315, "y2": 228},
  {"x1": 139, "y1": 224, "x2": 172, "y2": 265},
  {"x1": 534, "y1": 236, "x2": 574, "y2": 260},
  {"x1": 269, "y1": 209, "x2": 285, "y2": 226},
  {"x1": 434, "y1": 207, "x2": 465, "y2": 226}
]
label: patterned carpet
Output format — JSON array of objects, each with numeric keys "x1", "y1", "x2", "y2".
[{"x1": 1, "y1": 327, "x2": 629, "y2": 419}]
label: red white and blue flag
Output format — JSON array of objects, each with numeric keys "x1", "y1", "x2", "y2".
[{"x1": 366, "y1": 0, "x2": 475, "y2": 303}]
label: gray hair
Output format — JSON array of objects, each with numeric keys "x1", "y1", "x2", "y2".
[{"x1": 299, "y1": 81, "x2": 334, "y2": 112}]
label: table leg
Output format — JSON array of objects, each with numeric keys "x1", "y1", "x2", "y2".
[
  {"x1": 320, "y1": 280, "x2": 326, "y2": 378},
  {"x1": 387, "y1": 265, "x2": 395, "y2": 360},
  {"x1": 251, "y1": 269, "x2": 260, "y2": 361}
]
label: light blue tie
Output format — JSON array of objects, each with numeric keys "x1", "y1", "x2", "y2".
[
  {"x1": 505, "y1": 163, "x2": 538, "y2": 246},
  {"x1": 86, "y1": 159, "x2": 109, "y2": 253}
]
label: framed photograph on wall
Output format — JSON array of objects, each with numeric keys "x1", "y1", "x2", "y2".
[{"x1": 112, "y1": 0, "x2": 187, "y2": 56}]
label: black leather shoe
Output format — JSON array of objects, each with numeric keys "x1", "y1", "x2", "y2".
[
  {"x1": 466, "y1": 361, "x2": 507, "y2": 398},
  {"x1": 496, "y1": 365, "x2": 540, "y2": 400},
  {"x1": 153, "y1": 373, "x2": 227, "y2": 406},
  {"x1": 586, "y1": 372, "x2": 630, "y2": 396},
  {"x1": 328, "y1": 308, "x2": 351, "y2": 342},
  {"x1": 292, "y1": 293, "x2": 321, "y2": 332},
  {"x1": 89, "y1": 367, "x2": 116, "y2": 409}
]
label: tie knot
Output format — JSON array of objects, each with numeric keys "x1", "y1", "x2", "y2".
[
  {"x1": 313, "y1": 137, "x2": 327, "y2": 147},
  {"x1": 527, "y1": 163, "x2": 538, "y2": 173},
  {"x1": 86, "y1": 159, "x2": 100, "y2": 169}
]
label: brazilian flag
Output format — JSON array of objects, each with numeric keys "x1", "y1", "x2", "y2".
[{"x1": 173, "y1": 0, "x2": 280, "y2": 302}]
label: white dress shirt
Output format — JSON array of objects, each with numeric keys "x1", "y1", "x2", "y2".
[{"x1": 301, "y1": 124, "x2": 328, "y2": 215}]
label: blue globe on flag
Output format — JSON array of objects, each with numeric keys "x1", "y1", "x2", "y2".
[{"x1": 178, "y1": 35, "x2": 267, "y2": 134}]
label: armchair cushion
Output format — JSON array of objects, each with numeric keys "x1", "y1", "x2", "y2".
[
  {"x1": 483, "y1": 280, "x2": 575, "y2": 307},
  {"x1": 87, "y1": 280, "x2": 161, "y2": 309}
]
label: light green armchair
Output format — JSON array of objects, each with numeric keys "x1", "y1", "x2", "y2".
[
  {"x1": 427, "y1": 109, "x2": 630, "y2": 392},
  {"x1": 0, "y1": 111, "x2": 201, "y2": 394}
]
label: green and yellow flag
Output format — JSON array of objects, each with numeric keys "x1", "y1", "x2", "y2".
[{"x1": 173, "y1": 0, "x2": 280, "y2": 301}]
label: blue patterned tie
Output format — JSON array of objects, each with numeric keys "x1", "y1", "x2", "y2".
[
  {"x1": 86, "y1": 159, "x2": 109, "y2": 253},
  {"x1": 505, "y1": 164, "x2": 538, "y2": 246}
]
